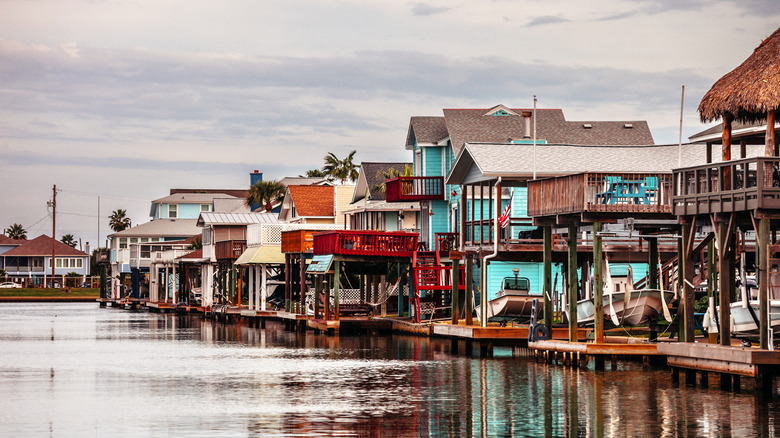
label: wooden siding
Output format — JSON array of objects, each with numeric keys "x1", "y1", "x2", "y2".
[{"x1": 214, "y1": 240, "x2": 246, "y2": 260}]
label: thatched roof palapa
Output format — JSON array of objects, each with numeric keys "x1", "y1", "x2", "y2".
[{"x1": 699, "y1": 27, "x2": 780, "y2": 124}]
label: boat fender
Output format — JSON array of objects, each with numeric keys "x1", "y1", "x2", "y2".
[{"x1": 530, "y1": 324, "x2": 550, "y2": 342}]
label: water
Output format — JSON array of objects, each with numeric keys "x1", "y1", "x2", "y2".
[{"x1": 0, "y1": 303, "x2": 778, "y2": 437}]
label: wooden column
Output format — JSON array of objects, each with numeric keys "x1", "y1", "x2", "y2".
[
  {"x1": 314, "y1": 275, "x2": 321, "y2": 319},
  {"x1": 248, "y1": 264, "x2": 254, "y2": 310},
  {"x1": 648, "y1": 237, "x2": 658, "y2": 289},
  {"x1": 333, "y1": 260, "x2": 340, "y2": 321},
  {"x1": 543, "y1": 225, "x2": 553, "y2": 332},
  {"x1": 397, "y1": 263, "x2": 404, "y2": 317},
  {"x1": 324, "y1": 278, "x2": 331, "y2": 321},
  {"x1": 299, "y1": 254, "x2": 308, "y2": 315},
  {"x1": 707, "y1": 240, "x2": 717, "y2": 344},
  {"x1": 718, "y1": 219, "x2": 732, "y2": 346},
  {"x1": 681, "y1": 219, "x2": 695, "y2": 343},
  {"x1": 593, "y1": 222, "x2": 604, "y2": 344},
  {"x1": 568, "y1": 224, "x2": 578, "y2": 342},
  {"x1": 451, "y1": 258, "x2": 460, "y2": 324},
  {"x1": 465, "y1": 255, "x2": 473, "y2": 326},
  {"x1": 759, "y1": 218, "x2": 770, "y2": 349},
  {"x1": 766, "y1": 110, "x2": 776, "y2": 157},
  {"x1": 284, "y1": 254, "x2": 291, "y2": 312},
  {"x1": 723, "y1": 115, "x2": 733, "y2": 190}
]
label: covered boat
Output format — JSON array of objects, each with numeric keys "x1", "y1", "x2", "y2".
[{"x1": 476, "y1": 276, "x2": 541, "y2": 320}]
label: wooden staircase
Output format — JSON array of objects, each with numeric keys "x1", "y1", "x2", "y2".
[{"x1": 411, "y1": 248, "x2": 466, "y2": 323}]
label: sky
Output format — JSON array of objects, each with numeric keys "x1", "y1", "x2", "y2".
[{"x1": 1, "y1": 0, "x2": 779, "y2": 250}]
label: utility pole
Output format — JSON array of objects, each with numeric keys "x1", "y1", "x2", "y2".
[{"x1": 50, "y1": 185, "x2": 57, "y2": 286}]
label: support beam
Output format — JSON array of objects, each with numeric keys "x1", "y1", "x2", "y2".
[
  {"x1": 397, "y1": 263, "x2": 404, "y2": 317},
  {"x1": 543, "y1": 225, "x2": 553, "y2": 332},
  {"x1": 681, "y1": 219, "x2": 695, "y2": 342},
  {"x1": 333, "y1": 260, "x2": 341, "y2": 321},
  {"x1": 465, "y1": 255, "x2": 473, "y2": 326},
  {"x1": 593, "y1": 222, "x2": 604, "y2": 343},
  {"x1": 451, "y1": 258, "x2": 460, "y2": 324},
  {"x1": 648, "y1": 237, "x2": 659, "y2": 290},
  {"x1": 718, "y1": 219, "x2": 732, "y2": 346},
  {"x1": 759, "y1": 218, "x2": 770, "y2": 349},
  {"x1": 568, "y1": 224, "x2": 578, "y2": 342},
  {"x1": 299, "y1": 255, "x2": 307, "y2": 315}
]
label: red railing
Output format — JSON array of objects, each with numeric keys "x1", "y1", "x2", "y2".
[
  {"x1": 385, "y1": 177, "x2": 445, "y2": 202},
  {"x1": 413, "y1": 265, "x2": 467, "y2": 292},
  {"x1": 313, "y1": 231, "x2": 419, "y2": 257},
  {"x1": 214, "y1": 240, "x2": 246, "y2": 260},
  {"x1": 435, "y1": 233, "x2": 458, "y2": 258}
]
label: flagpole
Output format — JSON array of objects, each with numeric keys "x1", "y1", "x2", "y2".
[{"x1": 533, "y1": 95, "x2": 537, "y2": 180}]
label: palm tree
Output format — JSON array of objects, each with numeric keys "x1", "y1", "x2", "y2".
[
  {"x1": 188, "y1": 236, "x2": 203, "y2": 250},
  {"x1": 372, "y1": 164, "x2": 414, "y2": 194},
  {"x1": 323, "y1": 150, "x2": 359, "y2": 183},
  {"x1": 61, "y1": 234, "x2": 77, "y2": 247},
  {"x1": 245, "y1": 180, "x2": 287, "y2": 212},
  {"x1": 301, "y1": 168, "x2": 326, "y2": 178},
  {"x1": 4, "y1": 223, "x2": 27, "y2": 240},
  {"x1": 109, "y1": 209, "x2": 132, "y2": 232}
]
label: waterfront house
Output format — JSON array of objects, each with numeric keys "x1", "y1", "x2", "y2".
[
  {"x1": 277, "y1": 184, "x2": 354, "y2": 225},
  {"x1": 344, "y1": 162, "x2": 419, "y2": 232},
  {"x1": 0, "y1": 235, "x2": 90, "y2": 286}
]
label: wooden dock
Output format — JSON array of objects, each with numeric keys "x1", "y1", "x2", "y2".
[
  {"x1": 528, "y1": 340, "x2": 662, "y2": 370},
  {"x1": 433, "y1": 323, "x2": 589, "y2": 342},
  {"x1": 658, "y1": 343, "x2": 780, "y2": 392}
]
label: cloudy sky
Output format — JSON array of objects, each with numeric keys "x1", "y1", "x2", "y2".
[{"x1": 1, "y1": 0, "x2": 778, "y2": 248}]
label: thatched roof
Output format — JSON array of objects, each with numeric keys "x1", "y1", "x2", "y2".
[{"x1": 699, "y1": 27, "x2": 780, "y2": 123}]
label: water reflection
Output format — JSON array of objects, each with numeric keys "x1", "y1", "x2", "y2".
[{"x1": 0, "y1": 303, "x2": 777, "y2": 437}]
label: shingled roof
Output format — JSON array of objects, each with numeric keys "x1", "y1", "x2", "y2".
[
  {"x1": 2, "y1": 235, "x2": 88, "y2": 257},
  {"x1": 287, "y1": 185, "x2": 335, "y2": 217},
  {"x1": 405, "y1": 116, "x2": 449, "y2": 148},
  {"x1": 353, "y1": 162, "x2": 412, "y2": 202},
  {"x1": 442, "y1": 106, "x2": 654, "y2": 155},
  {"x1": 0, "y1": 235, "x2": 21, "y2": 246}
]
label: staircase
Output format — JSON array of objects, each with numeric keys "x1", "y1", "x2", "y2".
[{"x1": 411, "y1": 247, "x2": 466, "y2": 323}]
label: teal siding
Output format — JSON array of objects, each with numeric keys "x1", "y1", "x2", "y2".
[
  {"x1": 424, "y1": 147, "x2": 443, "y2": 177},
  {"x1": 429, "y1": 200, "x2": 449, "y2": 236},
  {"x1": 385, "y1": 211, "x2": 399, "y2": 231},
  {"x1": 160, "y1": 203, "x2": 169, "y2": 219},
  {"x1": 178, "y1": 204, "x2": 202, "y2": 219},
  {"x1": 608, "y1": 262, "x2": 650, "y2": 279},
  {"x1": 485, "y1": 261, "x2": 564, "y2": 300}
]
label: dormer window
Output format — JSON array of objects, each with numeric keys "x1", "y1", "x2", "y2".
[{"x1": 491, "y1": 109, "x2": 511, "y2": 116}]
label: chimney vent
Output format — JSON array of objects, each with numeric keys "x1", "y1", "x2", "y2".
[{"x1": 521, "y1": 111, "x2": 532, "y2": 138}]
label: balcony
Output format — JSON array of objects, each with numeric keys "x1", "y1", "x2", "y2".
[
  {"x1": 435, "y1": 233, "x2": 458, "y2": 258},
  {"x1": 313, "y1": 230, "x2": 419, "y2": 257},
  {"x1": 214, "y1": 240, "x2": 246, "y2": 261},
  {"x1": 527, "y1": 172, "x2": 674, "y2": 218},
  {"x1": 385, "y1": 177, "x2": 445, "y2": 202},
  {"x1": 673, "y1": 157, "x2": 780, "y2": 216}
]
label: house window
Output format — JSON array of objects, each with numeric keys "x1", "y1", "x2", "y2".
[
  {"x1": 130, "y1": 238, "x2": 138, "y2": 244},
  {"x1": 51, "y1": 258, "x2": 83, "y2": 269},
  {"x1": 140, "y1": 238, "x2": 149, "y2": 243},
  {"x1": 119, "y1": 238, "x2": 128, "y2": 249},
  {"x1": 169, "y1": 204, "x2": 178, "y2": 218},
  {"x1": 201, "y1": 204, "x2": 211, "y2": 212}
]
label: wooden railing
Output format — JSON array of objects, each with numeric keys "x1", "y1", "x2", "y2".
[
  {"x1": 435, "y1": 233, "x2": 458, "y2": 258},
  {"x1": 527, "y1": 172, "x2": 673, "y2": 217},
  {"x1": 385, "y1": 177, "x2": 445, "y2": 202},
  {"x1": 464, "y1": 217, "x2": 534, "y2": 246},
  {"x1": 214, "y1": 240, "x2": 246, "y2": 260},
  {"x1": 413, "y1": 265, "x2": 467, "y2": 292},
  {"x1": 673, "y1": 157, "x2": 780, "y2": 215},
  {"x1": 313, "y1": 231, "x2": 418, "y2": 257}
]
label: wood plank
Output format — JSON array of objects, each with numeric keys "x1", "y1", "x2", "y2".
[{"x1": 667, "y1": 356, "x2": 757, "y2": 377}]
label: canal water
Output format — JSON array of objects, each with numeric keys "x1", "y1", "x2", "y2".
[{"x1": 0, "y1": 303, "x2": 777, "y2": 437}]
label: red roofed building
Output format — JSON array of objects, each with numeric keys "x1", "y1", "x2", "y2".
[
  {"x1": 278, "y1": 184, "x2": 354, "y2": 225},
  {"x1": 1, "y1": 234, "x2": 90, "y2": 282}
]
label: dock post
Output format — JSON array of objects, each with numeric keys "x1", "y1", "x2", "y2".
[
  {"x1": 543, "y1": 225, "x2": 552, "y2": 333},
  {"x1": 758, "y1": 218, "x2": 769, "y2": 349},
  {"x1": 397, "y1": 264, "x2": 404, "y2": 318},
  {"x1": 465, "y1": 256, "x2": 473, "y2": 326},
  {"x1": 595, "y1": 355, "x2": 605, "y2": 371},
  {"x1": 685, "y1": 369, "x2": 697, "y2": 387},
  {"x1": 333, "y1": 260, "x2": 340, "y2": 321},
  {"x1": 285, "y1": 254, "x2": 291, "y2": 313},
  {"x1": 707, "y1": 240, "x2": 718, "y2": 344},
  {"x1": 681, "y1": 219, "x2": 696, "y2": 343},
  {"x1": 700, "y1": 371, "x2": 709, "y2": 388},
  {"x1": 451, "y1": 258, "x2": 460, "y2": 325},
  {"x1": 671, "y1": 367, "x2": 679, "y2": 385},
  {"x1": 567, "y1": 223, "x2": 578, "y2": 342},
  {"x1": 720, "y1": 373, "x2": 731, "y2": 391},
  {"x1": 593, "y1": 221, "x2": 604, "y2": 344},
  {"x1": 299, "y1": 255, "x2": 307, "y2": 316},
  {"x1": 718, "y1": 217, "x2": 735, "y2": 346}
]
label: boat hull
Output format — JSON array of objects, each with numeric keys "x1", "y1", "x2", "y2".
[
  {"x1": 703, "y1": 300, "x2": 780, "y2": 338},
  {"x1": 476, "y1": 294, "x2": 542, "y2": 319},
  {"x1": 574, "y1": 289, "x2": 675, "y2": 326}
]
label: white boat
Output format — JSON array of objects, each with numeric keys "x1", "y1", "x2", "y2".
[
  {"x1": 574, "y1": 289, "x2": 676, "y2": 326},
  {"x1": 702, "y1": 299, "x2": 780, "y2": 339},
  {"x1": 476, "y1": 276, "x2": 542, "y2": 320}
]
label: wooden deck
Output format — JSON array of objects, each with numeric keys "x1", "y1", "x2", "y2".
[
  {"x1": 529, "y1": 340, "x2": 659, "y2": 356},
  {"x1": 658, "y1": 343, "x2": 780, "y2": 377},
  {"x1": 432, "y1": 323, "x2": 589, "y2": 341}
]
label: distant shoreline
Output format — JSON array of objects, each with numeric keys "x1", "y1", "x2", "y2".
[{"x1": 0, "y1": 296, "x2": 99, "y2": 302}]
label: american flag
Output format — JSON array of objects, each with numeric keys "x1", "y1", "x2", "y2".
[{"x1": 498, "y1": 190, "x2": 513, "y2": 229}]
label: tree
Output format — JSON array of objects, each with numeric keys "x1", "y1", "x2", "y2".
[
  {"x1": 4, "y1": 223, "x2": 27, "y2": 240},
  {"x1": 61, "y1": 234, "x2": 77, "y2": 247},
  {"x1": 323, "y1": 150, "x2": 359, "y2": 183},
  {"x1": 188, "y1": 236, "x2": 203, "y2": 250},
  {"x1": 245, "y1": 180, "x2": 287, "y2": 212},
  {"x1": 300, "y1": 168, "x2": 326, "y2": 178},
  {"x1": 109, "y1": 209, "x2": 132, "y2": 232},
  {"x1": 372, "y1": 164, "x2": 414, "y2": 194}
]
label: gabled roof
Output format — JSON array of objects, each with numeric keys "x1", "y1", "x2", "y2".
[
  {"x1": 2, "y1": 235, "x2": 88, "y2": 257},
  {"x1": 405, "y1": 116, "x2": 449, "y2": 149},
  {"x1": 446, "y1": 142, "x2": 766, "y2": 185},
  {"x1": 109, "y1": 219, "x2": 201, "y2": 238},
  {"x1": 352, "y1": 162, "x2": 412, "y2": 203},
  {"x1": 286, "y1": 185, "x2": 335, "y2": 217},
  {"x1": 442, "y1": 107, "x2": 654, "y2": 155},
  {"x1": 197, "y1": 212, "x2": 280, "y2": 227}
]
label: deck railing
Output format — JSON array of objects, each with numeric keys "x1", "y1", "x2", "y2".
[
  {"x1": 313, "y1": 230, "x2": 418, "y2": 257},
  {"x1": 385, "y1": 177, "x2": 445, "y2": 202},
  {"x1": 435, "y1": 233, "x2": 458, "y2": 258},
  {"x1": 673, "y1": 157, "x2": 780, "y2": 215},
  {"x1": 214, "y1": 240, "x2": 246, "y2": 260},
  {"x1": 527, "y1": 172, "x2": 673, "y2": 217}
]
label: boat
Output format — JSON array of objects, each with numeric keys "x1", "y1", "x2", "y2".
[
  {"x1": 702, "y1": 300, "x2": 780, "y2": 339},
  {"x1": 574, "y1": 289, "x2": 676, "y2": 326},
  {"x1": 476, "y1": 276, "x2": 541, "y2": 320}
]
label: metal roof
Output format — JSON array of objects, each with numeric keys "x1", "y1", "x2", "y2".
[{"x1": 197, "y1": 212, "x2": 280, "y2": 227}]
